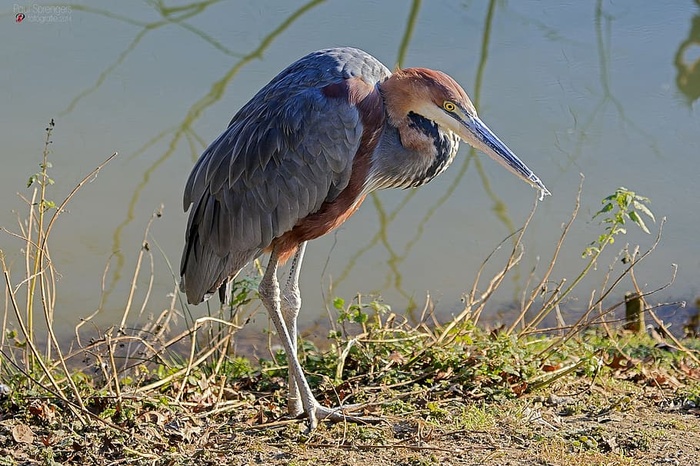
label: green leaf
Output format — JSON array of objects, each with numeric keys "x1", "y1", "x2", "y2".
[
  {"x1": 355, "y1": 312, "x2": 369, "y2": 324},
  {"x1": 622, "y1": 192, "x2": 634, "y2": 209},
  {"x1": 629, "y1": 211, "x2": 650, "y2": 234},
  {"x1": 633, "y1": 200, "x2": 655, "y2": 222},
  {"x1": 40, "y1": 200, "x2": 56, "y2": 212},
  {"x1": 594, "y1": 202, "x2": 614, "y2": 218},
  {"x1": 333, "y1": 297, "x2": 345, "y2": 311}
]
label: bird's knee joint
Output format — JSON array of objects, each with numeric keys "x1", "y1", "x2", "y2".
[
  {"x1": 282, "y1": 294, "x2": 301, "y2": 318},
  {"x1": 282, "y1": 284, "x2": 301, "y2": 303},
  {"x1": 258, "y1": 282, "x2": 279, "y2": 305}
]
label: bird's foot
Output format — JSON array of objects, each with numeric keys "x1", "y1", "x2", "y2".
[{"x1": 299, "y1": 402, "x2": 382, "y2": 433}]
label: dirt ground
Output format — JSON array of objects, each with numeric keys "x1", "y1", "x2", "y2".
[
  {"x1": 2, "y1": 380, "x2": 698, "y2": 465},
  {"x1": 205, "y1": 391, "x2": 700, "y2": 466}
]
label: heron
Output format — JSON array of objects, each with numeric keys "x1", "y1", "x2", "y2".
[{"x1": 180, "y1": 47, "x2": 549, "y2": 430}]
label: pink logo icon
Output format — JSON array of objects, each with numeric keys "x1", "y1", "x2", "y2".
[{"x1": 16, "y1": 13, "x2": 26, "y2": 23}]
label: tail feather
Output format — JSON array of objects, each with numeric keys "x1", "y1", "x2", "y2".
[{"x1": 179, "y1": 227, "x2": 253, "y2": 305}]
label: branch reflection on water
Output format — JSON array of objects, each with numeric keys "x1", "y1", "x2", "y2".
[
  {"x1": 54, "y1": 0, "x2": 692, "y2": 322},
  {"x1": 60, "y1": 0, "x2": 327, "y2": 304}
]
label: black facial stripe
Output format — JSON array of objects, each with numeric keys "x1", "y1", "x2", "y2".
[{"x1": 407, "y1": 111, "x2": 454, "y2": 186}]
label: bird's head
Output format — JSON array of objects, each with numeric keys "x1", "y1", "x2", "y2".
[{"x1": 381, "y1": 68, "x2": 550, "y2": 198}]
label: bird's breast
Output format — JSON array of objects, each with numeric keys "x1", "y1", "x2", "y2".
[{"x1": 365, "y1": 114, "x2": 460, "y2": 191}]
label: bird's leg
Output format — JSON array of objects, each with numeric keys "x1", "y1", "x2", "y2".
[
  {"x1": 259, "y1": 246, "x2": 322, "y2": 430},
  {"x1": 259, "y1": 246, "x2": 373, "y2": 431},
  {"x1": 280, "y1": 242, "x2": 307, "y2": 417}
]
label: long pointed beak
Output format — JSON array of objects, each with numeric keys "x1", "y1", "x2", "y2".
[{"x1": 461, "y1": 115, "x2": 550, "y2": 199}]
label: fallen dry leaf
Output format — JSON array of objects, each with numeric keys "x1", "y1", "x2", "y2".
[
  {"x1": 12, "y1": 423, "x2": 34, "y2": 444},
  {"x1": 606, "y1": 353, "x2": 633, "y2": 371},
  {"x1": 138, "y1": 410, "x2": 168, "y2": 426},
  {"x1": 28, "y1": 400, "x2": 56, "y2": 423}
]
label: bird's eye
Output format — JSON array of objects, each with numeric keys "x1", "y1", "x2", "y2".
[{"x1": 443, "y1": 101, "x2": 456, "y2": 112}]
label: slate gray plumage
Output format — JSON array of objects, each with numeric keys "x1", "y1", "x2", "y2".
[{"x1": 181, "y1": 48, "x2": 391, "y2": 304}]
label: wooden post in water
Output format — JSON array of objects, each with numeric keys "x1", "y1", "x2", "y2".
[{"x1": 624, "y1": 292, "x2": 645, "y2": 333}]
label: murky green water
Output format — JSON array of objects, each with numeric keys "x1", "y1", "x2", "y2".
[{"x1": 2, "y1": 1, "x2": 699, "y2": 342}]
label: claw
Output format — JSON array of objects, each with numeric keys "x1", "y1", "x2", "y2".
[{"x1": 299, "y1": 402, "x2": 383, "y2": 432}]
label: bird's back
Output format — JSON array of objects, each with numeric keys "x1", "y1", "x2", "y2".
[{"x1": 180, "y1": 48, "x2": 391, "y2": 304}]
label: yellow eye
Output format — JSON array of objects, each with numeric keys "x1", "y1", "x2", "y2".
[{"x1": 443, "y1": 101, "x2": 456, "y2": 112}]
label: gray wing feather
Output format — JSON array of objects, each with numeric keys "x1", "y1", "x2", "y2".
[{"x1": 180, "y1": 48, "x2": 391, "y2": 304}]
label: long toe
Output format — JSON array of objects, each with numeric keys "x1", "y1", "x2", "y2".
[{"x1": 303, "y1": 403, "x2": 383, "y2": 432}]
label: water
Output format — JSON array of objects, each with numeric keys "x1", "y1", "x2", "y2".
[{"x1": 1, "y1": 1, "x2": 699, "y2": 345}]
